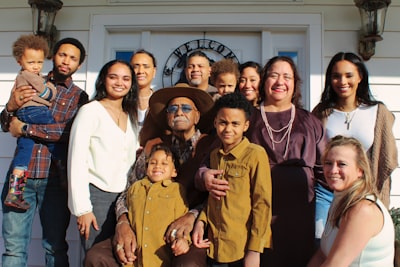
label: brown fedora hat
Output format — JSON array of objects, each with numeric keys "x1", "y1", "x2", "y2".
[{"x1": 148, "y1": 83, "x2": 214, "y2": 132}]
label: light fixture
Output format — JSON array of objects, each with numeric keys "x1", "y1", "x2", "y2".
[
  {"x1": 354, "y1": 0, "x2": 391, "y2": 61},
  {"x1": 28, "y1": 0, "x2": 63, "y2": 58}
]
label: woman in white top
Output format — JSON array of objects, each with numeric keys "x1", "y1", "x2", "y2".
[
  {"x1": 68, "y1": 59, "x2": 139, "y2": 256},
  {"x1": 130, "y1": 49, "x2": 156, "y2": 129},
  {"x1": 312, "y1": 52, "x2": 398, "y2": 243},
  {"x1": 308, "y1": 135, "x2": 394, "y2": 267}
]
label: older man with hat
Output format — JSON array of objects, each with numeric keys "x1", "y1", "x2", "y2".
[{"x1": 85, "y1": 84, "x2": 217, "y2": 267}]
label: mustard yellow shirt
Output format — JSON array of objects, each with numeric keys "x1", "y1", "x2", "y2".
[
  {"x1": 127, "y1": 177, "x2": 188, "y2": 267},
  {"x1": 198, "y1": 137, "x2": 272, "y2": 263}
]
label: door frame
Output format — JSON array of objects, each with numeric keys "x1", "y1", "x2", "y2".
[{"x1": 87, "y1": 12, "x2": 323, "y2": 109}]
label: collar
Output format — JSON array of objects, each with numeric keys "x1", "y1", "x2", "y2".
[
  {"x1": 171, "y1": 129, "x2": 202, "y2": 164},
  {"x1": 46, "y1": 71, "x2": 74, "y2": 88},
  {"x1": 171, "y1": 129, "x2": 202, "y2": 148},
  {"x1": 218, "y1": 137, "x2": 250, "y2": 159},
  {"x1": 141, "y1": 176, "x2": 173, "y2": 187}
]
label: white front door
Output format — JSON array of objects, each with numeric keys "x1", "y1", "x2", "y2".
[
  {"x1": 87, "y1": 13, "x2": 323, "y2": 109},
  {"x1": 104, "y1": 30, "x2": 308, "y2": 107}
]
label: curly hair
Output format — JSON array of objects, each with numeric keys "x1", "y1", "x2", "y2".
[
  {"x1": 12, "y1": 34, "x2": 49, "y2": 61},
  {"x1": 210, "y1": 58, "x2": 240, "y2": 85},
  {"x1": 214, "y1": 92, "x2": 252, "y2": 120}
]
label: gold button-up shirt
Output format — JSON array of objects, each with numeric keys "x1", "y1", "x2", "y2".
[
  {"x1": 198, "y1": 137, "x2": 272, "y2": 263},
  {"x1": 127, "y1": 177, "x2": 188, "y2": 267}
]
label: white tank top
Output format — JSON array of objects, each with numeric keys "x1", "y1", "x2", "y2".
[
  {"x1": 321, "y1": 195, "x2": 395, "y2": 267},
  {"x1": 325, "y1": 104, "x2": 378, "y2": 151}
]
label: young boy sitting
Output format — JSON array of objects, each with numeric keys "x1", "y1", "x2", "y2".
[
  {"x1": 192, "y1": 92, "x2": 272, "y2": 267},
  {"x1": 126, "y1": 144, "x2": 190, "y2": 267}
]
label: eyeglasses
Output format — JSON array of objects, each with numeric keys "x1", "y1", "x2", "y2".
[
  {"x1": 267, "y1": 72, "x2": 293, "y2": 81},
  {"x1": 166, "y1": 104, "x2": 195, "y2": 114}
]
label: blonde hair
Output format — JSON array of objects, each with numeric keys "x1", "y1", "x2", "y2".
[{"x1": 322, "y1": 135, "x2": 378, "y2": 227}]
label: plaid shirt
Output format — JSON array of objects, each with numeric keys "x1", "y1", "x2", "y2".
[{"x1": 1, "y1": 72, "x2": 88, "y2": 178}]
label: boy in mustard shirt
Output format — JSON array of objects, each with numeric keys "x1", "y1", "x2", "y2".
[
  {"x1": 126, "y1": 144, "x2": 190, "y2": 267},
  {"x1": 192, "y1": 92, "x2": 272, "y2": 266}
]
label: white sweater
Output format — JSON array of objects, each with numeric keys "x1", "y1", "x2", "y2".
[{"x1": 68, "y1": 101, "x2": 139, "y2": 216}]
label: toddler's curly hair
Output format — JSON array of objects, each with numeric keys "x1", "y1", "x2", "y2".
[{"x1": 12, "y1": 34, "x2": 49, "y2": 61}]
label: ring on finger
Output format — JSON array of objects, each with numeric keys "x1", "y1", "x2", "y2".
[
  {"x1": 116, "y1": 243, "x2": 123, "y2": 251},
  {"x1": 19, "y1": 96, "x2": 23, "y2": 100},
  {"x1": 171, "y1": 229, "x2": 177, "y2": 238}
]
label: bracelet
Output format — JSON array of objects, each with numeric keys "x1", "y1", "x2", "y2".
[
  {"x1": 188, "y1": 209, "x2": 199, "y2": 219},
  {"x1": 5, "y1": 104, "x2": 14, "y2": 117},
  {"x1": 116, "y1": 220, "x2": 130, "y2": 227}
]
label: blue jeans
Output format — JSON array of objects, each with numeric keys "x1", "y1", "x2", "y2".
[
  {"x1": 1, "y1": 171, "x2": 70, "y2": 267},
  {"x1": 13, "y1": 106, "x2": 57, "y2": 170},
  {"x1": 315, "y1": 182, "x2": 334, "y2": 240}
]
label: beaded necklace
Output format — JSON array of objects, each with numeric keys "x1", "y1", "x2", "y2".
[{"x1": 260, "y1": 102, "x2": 295, "y2": 159}]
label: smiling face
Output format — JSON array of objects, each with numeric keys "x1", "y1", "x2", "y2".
[
  {"x1": 323, "y1": 145, "x2": 363, "y2": 192},
  {"x1": 331, "y1": 60, "x2": 362, "y2": 104},
  {"x1": 263, "y1": 60, "x2": 295, "y2": 108},
  {"x1": 146, "y1": 150, "x2": 177, "y2": 183},
  {"x1": 130, "y1": 52, "x2": 156, "y2": 90},
  {"x1": 185, "y1": 56, "x2": 212, "y2": 90},
  {"x1": 214, "y1": 107, "x2": 249, "y2": 152},
  {"x1": 239, "y1": 66, "x2": 260, "y2": 103},
  {"x1": 18, "y1": 48, "x2": 45, "y2": 75},
  {"x1": 104, "y1": 62, "x2": 132, "y2": 100}
]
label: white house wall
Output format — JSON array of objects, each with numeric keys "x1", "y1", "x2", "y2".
[{"x1": 0, "y1": 1, "x2": 399, "y2": 266}]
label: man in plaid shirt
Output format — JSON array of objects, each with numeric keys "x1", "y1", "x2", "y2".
[{"x1": 1, "y1": 38, "x2": 88, "y2": 267}]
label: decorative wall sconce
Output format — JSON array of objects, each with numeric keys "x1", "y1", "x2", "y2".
[
  {"x1": 354, "y1": 0, "x2": 391, "y2": 61},
  {"x1": 28, "y1": 0, "x2": 63, "y2": 58}
]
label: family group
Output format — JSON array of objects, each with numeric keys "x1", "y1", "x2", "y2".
[{"x1": 1, "y1": 33, "x2": 397, "y2": 267}]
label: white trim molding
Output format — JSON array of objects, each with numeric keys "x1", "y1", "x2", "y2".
[{"x1": 87, "y1": 12, "x2": 323, "y2": 108}]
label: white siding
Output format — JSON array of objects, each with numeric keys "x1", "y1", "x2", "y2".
[{"x1": 0, "y1": 1, "x2": 399, "y2": 266}]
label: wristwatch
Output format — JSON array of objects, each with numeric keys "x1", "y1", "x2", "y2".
[
  {"x1": 21, "y1": 124, "x2": 28, "y2": 137},
  {"x1": 5, "y1": 104, "x2": 14, "y2": 117}
]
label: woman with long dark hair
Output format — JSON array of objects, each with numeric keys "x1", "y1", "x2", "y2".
[
  {"x1": 312, "y1": 52, "x2": 397, "y2": 244},
  {"x1": 68, "y1": 59, "x2": 139, "y2": 260}
]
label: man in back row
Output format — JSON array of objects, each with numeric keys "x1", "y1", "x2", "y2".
[
  {"x1": 184, "y1": 51, "x2": 218, "y2": 96},
  {"x1": 1, "y1": 38, "x2": 88, "y2": 267}
]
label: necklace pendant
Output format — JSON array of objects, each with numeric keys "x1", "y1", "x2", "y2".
[{"x1": 347, "y1": 122, "x2": 350, "y2": 130}]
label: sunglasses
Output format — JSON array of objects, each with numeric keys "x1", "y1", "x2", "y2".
[{"x1": 166, "y1": 104, "x2": 195, "y2": 114}]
